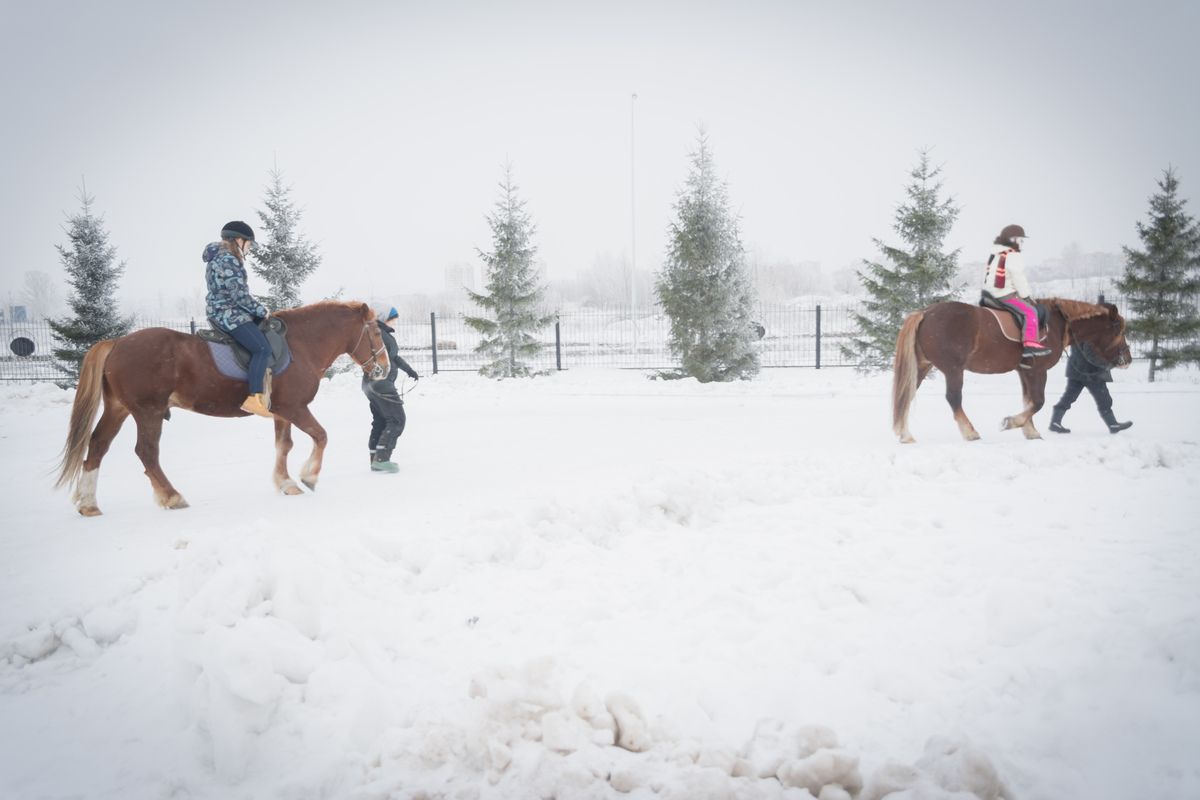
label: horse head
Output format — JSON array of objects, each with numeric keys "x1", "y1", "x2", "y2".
[
  {"x1": 1061, "y1": 301, "x2": 1132, "y2": 369},
  {"x1": 352, "y1": 303, "x2": 390, "y2": 379}
]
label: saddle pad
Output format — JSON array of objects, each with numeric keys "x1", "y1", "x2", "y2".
[
  {"x1": 985, "y1": 308, "x2": 1048, "y2": 344},
  {"x1": 207, "y1": 341, "x2": 291, "y2": 381}
]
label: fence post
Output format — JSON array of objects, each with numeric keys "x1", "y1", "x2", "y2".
[
  {"x1": 555, "y1": 317, "x2": 562, "y2": 371},
  {"x1": 815, "y1": 304, "x2": 822, "y2": 369},
  {"x1": 430, "y1": 312, "x2": 439, "y2": 375},
  {"x1": 189, "y1": 317, "x2": 196, "y2": 335},
  {"x1": 1098, "y1": 292, "x2": 1105, "y2": 304}
]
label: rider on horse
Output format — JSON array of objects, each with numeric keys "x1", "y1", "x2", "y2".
[
  {"x1": 203, "y1": 221, "x2": 273, "y2": 417},
  {"x1": 982, "y1": 224, "x2": 1052, "y2": 359}
]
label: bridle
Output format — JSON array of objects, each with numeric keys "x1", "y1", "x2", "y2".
[{"x1": 351, "y1": 322, "x2": 388, "y2": 379}]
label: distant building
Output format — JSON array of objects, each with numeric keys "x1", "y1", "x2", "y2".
[
  {"x1": 444, "y1": 263, "x2": 476, "y2": 294},
  {"x1": 0, "y1": 305, "x2": 28, "y2": 323}
]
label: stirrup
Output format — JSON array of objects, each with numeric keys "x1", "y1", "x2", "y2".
[{"x1": 241, "y1": 393, "x2": 273, "y2": 418}]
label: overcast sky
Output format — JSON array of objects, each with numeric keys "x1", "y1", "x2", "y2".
[{"x1": 2, "y1": 0, "x2": 1197, "y2": 313}]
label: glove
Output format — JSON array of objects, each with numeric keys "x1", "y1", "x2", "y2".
[{"x1": 408, "y1": 371, "x2": 420, "y2": 381}]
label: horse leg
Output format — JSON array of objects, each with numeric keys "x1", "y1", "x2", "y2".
[
  {"x1": 73, "y1": 404, "x2": 130, "y2": 516},
  {"x1": 1000, "y1": 370, "x2": 1044, "y2": 438},
  {"x1": 944, "y1": 367, "x2": 981, "y2": 441},
  {"x1": 273, "y1": 417, "x2": 304, "y2": 495},
  {"x1": 285, "y1": 406, "x2": 328, "y2": 491},
  {"x1": 132, "y1": 411, "x2": 189, "y2": 509}
]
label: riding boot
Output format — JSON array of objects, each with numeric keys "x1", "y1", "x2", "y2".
[
  {"x1": 241, "y1": 393, "x2": 273, "y2": 417},
  {"x1": 1100, "y1": 409, "x2": 1133, "y2": 434},
  {"x1": 1022, "y1": 341, "x2": 1052, "y2": 358},
  {"x1": 1049, "y1": 407, "x2": 1070, "y2": 434}
]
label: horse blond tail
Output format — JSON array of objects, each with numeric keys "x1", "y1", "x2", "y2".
[
  {"x1": 892, "y1": 311, "x2": 925, "y2": 438},
  {"x1": 55, "y1": 339, "x2": 116, "y2": 490}
]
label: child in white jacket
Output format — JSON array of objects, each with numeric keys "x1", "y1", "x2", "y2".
[{"x1": 982, "y1": 224, "x2": 1051, "y2": 358}]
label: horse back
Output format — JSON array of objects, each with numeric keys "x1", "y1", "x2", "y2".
[{"x1": 104, "y1": 327, "x2": 252, "y2": 415}]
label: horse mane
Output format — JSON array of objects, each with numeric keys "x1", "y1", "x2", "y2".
[
  {"x1": 1040, "y1": 297, "x2": 1110, "y2": 323},
  {"x1": 275, "y1": 300, "x2": 374, "y2": 322}
]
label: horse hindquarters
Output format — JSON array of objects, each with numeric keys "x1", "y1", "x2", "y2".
[{"x1": 892, "y1": 311, "x2": 925, "y2": 443}]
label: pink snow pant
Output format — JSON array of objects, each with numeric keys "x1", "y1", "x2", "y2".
[{"x1": 1001, "y1": 297, "x2": 1039, "y2": 342}]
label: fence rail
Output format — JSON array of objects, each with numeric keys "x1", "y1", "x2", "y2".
[{"x1": 1, "y1": 295, "x2": 1194, "y2": 381}]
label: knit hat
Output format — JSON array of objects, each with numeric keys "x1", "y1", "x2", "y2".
[
  {"x1": 372, "y1": 303, "x2": 399, "y2": 322},
  {"x1": 220, "y1": 220, "x2": 255, "y2": 241}
]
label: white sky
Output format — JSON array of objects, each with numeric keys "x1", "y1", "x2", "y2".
[{"x1": 2, "y1": 0, "x2": 1198, "y2": 312}]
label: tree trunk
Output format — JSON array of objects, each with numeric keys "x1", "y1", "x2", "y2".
[{"x1": 1149, "y1": 335, "x2": 1159, "y2": 383}]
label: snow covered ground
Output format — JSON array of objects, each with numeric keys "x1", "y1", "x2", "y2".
[{"x1": 1, "y1": 365, "x2": 1197, "y2": 800}]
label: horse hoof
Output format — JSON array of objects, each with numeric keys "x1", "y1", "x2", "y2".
[
  {"x1": 78, "y1": 505, "x2": 102, "y2": 517},
  {"x1": 301, "y1": 479, "x2": 317, "y2": 492},
  {"x1": 167, "y1": 495, "x2": 190, "y2": 510},
  {"x1": 282, "y1": 484, "x2": 303, "y2": 496},
  {"x1": 899, "y1": 434, "x2": 915, "y2": 444}
]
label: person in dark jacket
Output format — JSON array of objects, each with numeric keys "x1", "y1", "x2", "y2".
[
  {"x1": 203, "y1": 220, "x2": 273, "y2": 417},
  {"x1": 364, "y1": 305, "x2": 420, "y2": 473},
  {"x1": 1050, "y1": 342, "x2": 1133, "y2": 434}
]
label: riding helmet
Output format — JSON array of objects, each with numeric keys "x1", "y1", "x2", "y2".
[
  {"x1": 997, "y1": 224, "x2": 1027, "y2": 242},
  {"x1": 221, "y1": 220, "x2": 256, "y2": 241}
]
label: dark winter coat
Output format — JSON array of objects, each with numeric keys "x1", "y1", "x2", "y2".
[
  {"x1": 203, "y1": 243, "x2": 269, "y2": 331},
  {"x1": 1065, "y1": 342, "x2": 1112, "y2": 383},
  {"x1": 372, "y1": 320, "x2": 418, "y2": 385}
]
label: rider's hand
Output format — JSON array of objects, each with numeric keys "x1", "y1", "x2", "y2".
[{"x1": 408, "y1": 372, "x2": 420, "y2": 381}]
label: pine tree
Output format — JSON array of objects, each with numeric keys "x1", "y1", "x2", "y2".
[
  {"x1": 1116, "y1": 167, "x2": 1200, "y2": 382},
  {"x1": 48, "y1": 189, "x2": 133, "y2": 386},
  {"x1": 464, "y1": 165, "x2": 554, "y2": 378},
  {"x1": 251, "y1": 166, "x2": 321, "y2": 311},
  {"x1": 844, "y1": 150, "x2": 962, "y2": 370},
  {"x1": 654, "y1": 131, "x2": 759, "y2": 382}
]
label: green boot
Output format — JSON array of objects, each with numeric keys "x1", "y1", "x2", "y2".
[{"x1": 370, "y1": 451, "x2": 399, "y2": 473}]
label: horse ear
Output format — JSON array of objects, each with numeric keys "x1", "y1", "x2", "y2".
[{"x1": 359, "y1": 302, "x2": 373, "y2": 321}]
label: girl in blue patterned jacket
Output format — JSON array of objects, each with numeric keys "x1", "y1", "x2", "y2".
[{"x1": 203, "y1": 221, "x2": 273, "y2": 417}]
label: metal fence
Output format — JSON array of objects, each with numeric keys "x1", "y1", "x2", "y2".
[
  {"x1": 1, "y1": 294, "x2": 1194, "y2": 381},
  {"x1": 389, "y1": 303, "x2": 866, "y2": 373}
]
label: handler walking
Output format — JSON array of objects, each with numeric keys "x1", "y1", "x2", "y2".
[
  {"x1": 364, "y1": 305, "x2": 420, "y2": 473},
  {"x1": 1050, "y1": 343, "x2": 1133, "y2": 434}
]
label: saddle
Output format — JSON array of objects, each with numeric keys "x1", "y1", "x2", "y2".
[
  {"x1": 197, "y1": 317, "x2": 292, "y2": 381},
  {"x1": 979, "y1": 293, "x2": 1048, "y2": 344}
]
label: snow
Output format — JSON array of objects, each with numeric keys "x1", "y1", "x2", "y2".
[{"x1": 1, "y1": 366, "x2": 1197, "y2": 799}]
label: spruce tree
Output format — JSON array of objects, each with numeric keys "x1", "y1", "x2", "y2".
[
  {"x1": 464, "y1": 165, "x2": 554, "y2": 378},
  {"x1": 1116, "y1": 167, "x2": 1200, "y2": 382},
  {"x1": 844, "y1": 150, "x2": 962, "y2": 370},
  {"x1": 251, "y1": 166, "x2": 321, "y2": 311},
  {"x1": 654, "y1": 131, "x2": 759, "y2": 382},
  {"x1": 48, "y1": 189, "x2": 133, "y2": 386}
]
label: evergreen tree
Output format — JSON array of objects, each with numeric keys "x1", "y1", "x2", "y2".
[
  {"x1": 48, "y1": 189, "x2": 133, "y2": 386},
  {"x1": 844, "y1": 150, "x2": 962, "y2": 370},
  {"x1": 251, "y1": 166, "x2": 321, "y2": 311},
  {"x1": 464, "y1": 165, "x2": 554, "y2": 378},
  {"x1": 654, "y1": 131, "x2": 759, "y2": 382},
  {"x1": 1116, "y1": 167, "x2": 1200, "y2": 382}
]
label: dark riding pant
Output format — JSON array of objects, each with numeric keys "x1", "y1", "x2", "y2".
[
  {"x1": 223, "y1": 320, "x2": 271, "y2": 394},
  {"x1": 1053, "y1": 378, "x2": 1113, "y2": 417},
  {"x1": 363, "y1": 379, "x2": 406, "y2": 460}
]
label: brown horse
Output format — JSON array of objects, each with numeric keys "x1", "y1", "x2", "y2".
[
  {"x1": 892, "y1": 298, "x2": 1131, "y2": 443},
  {"x1": 56, "y1": 301, "x2": 389, "y2": 515}
]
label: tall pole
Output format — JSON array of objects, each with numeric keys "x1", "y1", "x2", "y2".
[{"x1": 630, "y1": 92, "x2": 638, "y2": 363}]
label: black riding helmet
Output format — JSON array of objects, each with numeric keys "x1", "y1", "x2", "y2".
[{"x1": 220, "y1": 220, "x2": 255, "y2": 241}]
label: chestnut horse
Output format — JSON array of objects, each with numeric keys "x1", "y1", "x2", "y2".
[
  {"x1": 56, "y1": 301, "x2": 389, "y2": 515},
  {"x1": 892, "y1": 298, "x2": 1131, "y2": 443}
]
